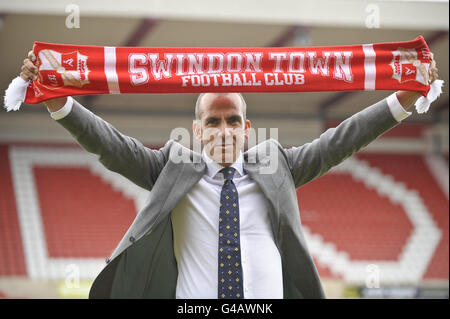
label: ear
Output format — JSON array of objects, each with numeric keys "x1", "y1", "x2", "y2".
[
  {"x1": 244, "y1": 119, "x2": 251, "y2": 141},
  {"x1": 192, "y1": 119, "x2": 202, "y2": 142}
]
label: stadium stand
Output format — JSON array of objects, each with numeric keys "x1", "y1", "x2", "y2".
[
  {"x1": 299, "y1": 153, "x2": 448, "y2": 283},
  {"x1": 0, "y1": 0, "x2": 448, "y2": 300},
  {"x1": 0, "y1": 145, "x2": 26, "y2": 276},
  {"x1": 34, "y1": 166, "x2": 136, "y2": 258},
  {"x1": 0, "y1": 142, "x2": 448, "y2": 290}
]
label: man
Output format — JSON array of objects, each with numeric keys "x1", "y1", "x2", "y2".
[{"x1": 20, "y1": 50, "x2": 439, "y2": 299}]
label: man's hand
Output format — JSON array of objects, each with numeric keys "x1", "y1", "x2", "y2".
[
  {"x1": 396, "y1": 52, "x2": 439, "y2": 111},
  {"x1": 19, "y1": 50, "x2": 67, "y2": 112},
  {"x1": 20, "y1": 50, "x2": 38, "y2": 82}
]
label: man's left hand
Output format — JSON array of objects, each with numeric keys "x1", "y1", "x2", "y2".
[{"x1": 396, "y1": 52, "x2": 439, "y2": 110}]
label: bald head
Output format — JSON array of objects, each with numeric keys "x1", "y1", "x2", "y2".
[{"x1": 195, "y1": 93, "x2": 247, "y2": 121}]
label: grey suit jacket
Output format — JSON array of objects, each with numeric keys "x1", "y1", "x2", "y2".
[{"x1": 56, "y1": 98, "x2": 399, "y2": 299}]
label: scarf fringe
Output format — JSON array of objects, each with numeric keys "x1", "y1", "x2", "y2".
[
  {"x1": 3, "y1": 76, "x2": 29, "y2": 112},
  {"x1": 415, "y1": 80, "x2": 444, "y2": 114}
]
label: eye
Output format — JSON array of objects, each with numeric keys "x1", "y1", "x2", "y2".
[
  {"x1": 228, "y1": 117, "x2": 242, "y2": 126},
  {"x1": 205, "y1": 118, "x2": 219, "y2": 126}
]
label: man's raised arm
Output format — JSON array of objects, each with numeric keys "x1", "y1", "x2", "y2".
[
  {"x1": 20, "y1": 50, "x2": 169, "y2": 191},
  {"x1": 285, "y1": 54, "x2": 440, "y2": 188}
]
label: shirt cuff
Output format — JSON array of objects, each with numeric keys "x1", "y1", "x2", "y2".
[
  {"x1": 48, "y1": 96, "x2": 73, "y2": 120},
  {"x1": 386, "y1": 93, "x2": 412, "y2": 122}
]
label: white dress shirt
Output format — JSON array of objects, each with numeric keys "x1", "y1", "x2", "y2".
[
  {"x1": 50, "y1": 93, "x2": 411, "y2": 299},
  {"x1": 171, "y1": 150, "x2": 284, "y2": 299}
]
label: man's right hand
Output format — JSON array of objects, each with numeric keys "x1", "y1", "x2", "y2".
[
  {"x1": 20, "y1": 50, "x2": 38, "y2": 82},
  {"x1": 20, "y1": 50, "x2": 67, "y2": 112}
]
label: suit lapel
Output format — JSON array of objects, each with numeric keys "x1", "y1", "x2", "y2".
[
  {"x1": 159, "y1": 156, "x2": 206, "y2": 217},
  {"x1": 243, "y1": 155, "x2": 280, "y2": 244}
]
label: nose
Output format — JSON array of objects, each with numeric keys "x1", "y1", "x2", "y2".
[{"x1": 218, "y1": 121, "x2": 232, "y2": 137}]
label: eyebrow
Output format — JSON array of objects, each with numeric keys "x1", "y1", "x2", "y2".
[{"x1": 204, "y1": 115, "x2": 243, "y2": 124}]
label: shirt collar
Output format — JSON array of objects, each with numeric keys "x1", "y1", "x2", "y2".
[{"x1": 202, "y1": 148, "x2": 244, "y2": 179}]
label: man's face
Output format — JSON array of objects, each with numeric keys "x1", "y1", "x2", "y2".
[{"x1": 193, "y1": 94, "x2": 251, "y2": 166}]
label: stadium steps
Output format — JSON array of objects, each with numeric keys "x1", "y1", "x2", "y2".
[
  {"x1": 299, "y1": 153, "x2": 448, "y2": 280},
  {"x1": 357, "y1": 153, "x2": 448, "y2": 280}
]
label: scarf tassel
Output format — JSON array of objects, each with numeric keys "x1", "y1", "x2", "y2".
[{"x1": 3, "y1": 76, "x2": 30, "y2": 112}]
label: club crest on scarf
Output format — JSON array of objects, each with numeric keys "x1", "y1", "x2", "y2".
[
  {"x1": 390, "y1": 47, "x2": 430, "y2": 85},
  {"x1": 37, "y1": 49, "x2": 90, "y2": 89}
]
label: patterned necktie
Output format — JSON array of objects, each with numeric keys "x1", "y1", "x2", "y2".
[{"x1": 218, "y1": 167, "x2": 244, "y2": 299}]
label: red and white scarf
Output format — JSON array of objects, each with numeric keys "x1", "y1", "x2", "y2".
[{"x1": 4, "y1": 36, "x2": 443, "y2": 113}]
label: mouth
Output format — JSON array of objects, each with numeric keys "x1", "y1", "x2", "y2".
[
  {"x1": 211, "y1": 141, "x2": 233, "y2": 147},
  {"x1": 217, "y1": 144, "x2": 234, "y2": 150}
]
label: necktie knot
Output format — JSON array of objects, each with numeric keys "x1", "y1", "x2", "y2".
[{"x1": 220, "y1": 167, "x2": 236, "y2": 181}]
